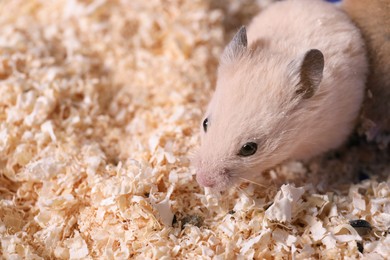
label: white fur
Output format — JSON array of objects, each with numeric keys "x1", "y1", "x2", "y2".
[{"x1": 194, "y1": 0, "x2": 368, "y2": 191}]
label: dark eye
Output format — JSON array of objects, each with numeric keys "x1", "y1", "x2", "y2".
[
  {"x1": 238, "y1": 142, "x2": 257, "y2": 157},
  {"x1": 203, "y1": 118, "x2": 209, "y2": 133}
]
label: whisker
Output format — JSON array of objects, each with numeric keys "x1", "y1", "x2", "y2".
[
  {"x1": 239, "y1": 176, "x2": 267, "y2": 188},
  {"x1": 235, "y1": 185, "x2": 250, "y2": 198},
  {"x1": 231, "y1": 182, "x2": 241, "y2": 193}
]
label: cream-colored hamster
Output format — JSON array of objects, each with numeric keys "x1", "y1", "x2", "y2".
[{"x1": 194, "y1": 0, "x2": 368, "y2": 191}]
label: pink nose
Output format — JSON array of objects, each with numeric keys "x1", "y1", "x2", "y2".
[{"x1": 196, "y1": 172, "x2": 216, "y2": 188}]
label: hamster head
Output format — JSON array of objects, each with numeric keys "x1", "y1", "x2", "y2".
[{"x1": 194, "y1": 27, "x2": 324, "y2": 191}]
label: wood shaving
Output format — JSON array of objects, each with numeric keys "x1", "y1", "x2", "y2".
[{"x1": 0, "y1": 0, "x2": 389, "y2": 259}]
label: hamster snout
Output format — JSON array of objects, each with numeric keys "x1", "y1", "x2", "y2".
[{"x1": 196, "y1": 167, "x2": 230, "y2": 189}]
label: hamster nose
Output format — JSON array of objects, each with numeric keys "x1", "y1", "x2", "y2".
[
  {"x1": 196, "y1": 168, "x2": 230, "y2": 188},
  {"x1": 196, "y1": 172, "x2": 216, "y2": 188}
]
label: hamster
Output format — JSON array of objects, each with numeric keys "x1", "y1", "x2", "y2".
[
  {"x1": 193, "y1": 0, "x2": 368, "y2": 191},
  {"x1": 343, "y1": 0, "x2": 390, "y2": 140}
]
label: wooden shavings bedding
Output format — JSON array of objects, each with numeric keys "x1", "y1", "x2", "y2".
[{"x1": 0, "y1": 0, "x2": 389, "y2": 259}]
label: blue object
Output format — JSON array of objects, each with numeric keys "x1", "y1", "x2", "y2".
[{"x1": 325, "y1": 0, "x2": 341, "y2": 2}]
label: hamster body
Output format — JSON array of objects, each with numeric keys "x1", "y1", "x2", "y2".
[
  {"x1": 343, "y1": 0, "x2": 390, "y2": 137},
  {"x1": 194, "y1": 0, "x2": 368, "y2": 191}
]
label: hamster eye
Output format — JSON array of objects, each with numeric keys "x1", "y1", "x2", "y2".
[
  {"x1": 238, "y1": 142, "x2": 257, "y2": 157},
  {"x1": 203, "y1": 118, "x2": 209, "y2": 133}
]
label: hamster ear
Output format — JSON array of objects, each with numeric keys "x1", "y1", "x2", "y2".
[
  {"x1": 291, "y1": 49, "x2": 324, "y2": 99},
  {"x1": 221, "y1": 26, "x2": 248, "y2": 64}
]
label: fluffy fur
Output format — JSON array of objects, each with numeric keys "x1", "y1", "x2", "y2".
[
  {"x1": 194, "y1": 0, "x2": 368, "y2": 191},
  {"x1": 343, "y1": 0, "x2": 390, "y2": 135}
]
